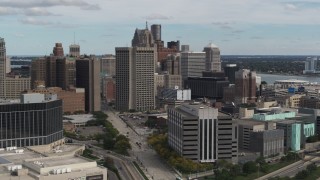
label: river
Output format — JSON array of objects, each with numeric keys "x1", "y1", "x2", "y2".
[{"x1": 257, "y1": 73, "x2": 320, "y2": 84}]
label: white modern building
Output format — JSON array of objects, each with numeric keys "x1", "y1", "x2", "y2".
[{"x1": 304, "y1": 57, "x2": 318, "y2": 74}]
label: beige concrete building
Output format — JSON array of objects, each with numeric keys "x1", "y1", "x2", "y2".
[
  {"x1": 0, "y1": 143, "x2": 107, "y2": 180},
  {"x1": 69, "y1": 44, "x2": 80, "y2": 57},
  {"x1": 203, "y1": 43, "x2": 221, "y2": 72},
  {"x1": 0, "y1": 38, "x2": 31, "y2": 99},
  {"x1": 100, "y1": 54, "x2": 116, "y2": 76},
  {"x1": 239, "y1": 107, "x2": 255, "y2": 119},
  {"x1": 116, "y1": 47, "x2": 156, "y2": 111},
  {"x1": 235, "y1": 69, "x2": 257, "y2": 104},
  {"x1": 180, "y1": 51, "x2": 206, "y2": 80},
  {"x1": 276, "y1": 94, "x2": 304, "y2": 108},
  {"x1": 26, "y1": 86, "x2": 85, "y2": 114}
]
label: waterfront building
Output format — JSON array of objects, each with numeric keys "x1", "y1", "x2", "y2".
[{"x1": 303, "y1": 57, "x2": 318, "y2": 74}]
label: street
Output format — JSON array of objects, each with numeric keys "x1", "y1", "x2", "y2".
[{"x1": 105, "y1": 110, "x2": 178, "y2": 180}]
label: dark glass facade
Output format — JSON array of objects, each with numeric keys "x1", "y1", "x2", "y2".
[{"x1": 0, "y1": 100, "x2": 63, "y2": 148}]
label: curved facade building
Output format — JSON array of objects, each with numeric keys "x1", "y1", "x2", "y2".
[{"x1": 0, "y1": 94, "x2": 63, "y2": 148}]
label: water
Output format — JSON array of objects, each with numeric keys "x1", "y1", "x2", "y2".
[{"x1": 258, "y1": 73, "x2": 320, "y2": 84}]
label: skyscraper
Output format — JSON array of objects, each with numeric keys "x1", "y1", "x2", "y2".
[
  {"x1": 53, "y1": 43, "x2": 64, "y2": 57},
  {"x1": 224, "y1": 64, "x2": 239, "y2": 84},
  {"x1": 0, "y1": 38, "x2": 6, "y2": 98},
  {"x1": 180, "y1": 51, "x2": 206, "y2": 80},
  {"x1": 235, "y1": 69, "x2": 257, "y2": 104},
  {"x1": 151, "y1": 24, "x2": 161, "y2": 42},
  {"x1": 76, "y1": 56, "x2": 101, "y2": 112},
  {"x1": 69, "y1": 44, "x2": 80, "y2": 57},
  {"x1": 100, "y1": 54, "x2": 116, "y2": 76},
  {"x1": 203, "y1": 43, "x2": 221, "y2": 72},
  {"x1": 115, "y1": 47, "x2": 156, "y2": 111},
  {"x1": 132, "y1": 24, "x2": 154, "y2": 47},
  {"x1": 166, "y1": 53, "x2": 180, "y2": 75},
  {"x1": 304, "y1": 57, "x2": 318, "y2": 74},
  {"x1": 0, "y1": 38, "x2": 30, "y2": 99}
]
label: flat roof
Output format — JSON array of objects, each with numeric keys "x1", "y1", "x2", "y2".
[
  {"x1": 63, "y1": 114, "x2": 95, "y2": 123},
  {"x1": 237, "y1": 119, "x2": 265, "y2": 126},
  {"x1": 275, "y1": 79, "x2": 309, "y2": 83},
  {"x1": 38, "y1": 156, "x2": 89, "y2": 167}
]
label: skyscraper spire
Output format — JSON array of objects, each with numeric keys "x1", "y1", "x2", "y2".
[{"x1": 146, "y1": 21, "x2": 148, "y2": 30}]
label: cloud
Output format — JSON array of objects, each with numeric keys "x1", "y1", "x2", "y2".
[
  {"x1": 24, "y1": 8, "x2": 59, "y2": 16},
  {"x1": 13, "y1": 33, "x2": 25, "y2": 38},
  {"x1": 232, "y1": 30, "x2": 244, "y2": 34},
  {"x1": 146, "y1": 14, "x2": 172, "y2": 20},
  {"x1": 285, "y1": 3, "x2": 297, "y2": 10},
  {"x1": 19, "y1": 17, "x2": 78, "y2": 28},
  {"x1": 0, "y1": 7, "x2": 16, "y2": 15},
  {"x1": 1, "y1": 0, "x2": 100, "y2": 10},
  {"x1": 20, "y1": 17, "x2": 51, "y2": 25},
  {"x1": 212, "y1": 22, "x2": 234, "y2": 29},
  {"x1": 251, "y1": 36, "x2": 263, "y2": 40}
]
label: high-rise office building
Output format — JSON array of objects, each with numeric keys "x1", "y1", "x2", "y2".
[
  {"x1": 167, "y1": 41, "x2": 180, "y2": 51},
  {"x1": 31, "y1": 57, "x2": 47, "y2": 88},
  {"x1": 132, "y1": 24, "x2": 154, "y2": 47},
  {"x1": 181, "y1": 45, "x2": 190, "y2": 52},
  {"x1": 53, "y1": 43, "x2": 64, "y2": 57},
  {"x1": 166, "y1": 53, "x2": 180, "y2": 75},
  {"x1": 115, "y1": 47, "x2": 156, "y2": 111},
  {"x1": 203, "y1": 43, "x2": 221, "y2": 72},
  {"x1": 100, "y1": 54, "x2": 116, "y2": 76},
  {"x1": 304, "y1": 57, "x2": 318, "y2": 74},
  {"x1": 151, "y1": 24, "x2": 161, "y2": 42},
  {"x1": 180, "y1": 51, "x2": 206, "y2": 80},
  {"x1": 168, "y1": 103, "x2": 237, "y2": 163},
  {"x1": 0, "y1": 38, "x2": 6, "y2": 98},
  {"x1": 76, "y1": 56, "x2": 101, "y2": 112},
  {"x1": 0, "y1": 38, "x2": 30, "y2": 99},
  {"x1": 235, "y1": 69, "x2": 257, "y2": 104},
  {"x1": 0, "y1": 93, "x2": 63, "y2": 148},
  {"x1": 69, "y1": 44, "x2": 80, "y2": 57},
  {"x1": 224, "y1": 64, "x2": 239, "y2": 84},
  {"x1": 5, "y1": 56, "x2": 10, "y2": 73},
  {"x1": 56, "y1": 57, "x2": 76, "y2": 89}
]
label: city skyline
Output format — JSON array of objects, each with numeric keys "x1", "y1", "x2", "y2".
[{"x1": 1, "y1": 0, "x2": 320, "y2": 55}]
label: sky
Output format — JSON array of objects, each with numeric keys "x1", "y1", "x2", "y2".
[{"x1": 1, "y1": 0, "x2": 320, "y2": 55}]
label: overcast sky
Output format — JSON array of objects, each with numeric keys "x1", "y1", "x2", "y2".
[{"x1": 1, "y1": 0, "x2": 320, "y2": 55}]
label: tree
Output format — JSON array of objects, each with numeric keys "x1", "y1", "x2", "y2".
[
  {"x1": 93, "y1": 133, "x2": 104, "y2": 143},
  {"x1": 103, "y1": 136, "x2": 115, "y2": 149},
  {"x1": 307, "y1": 163, "x2": 317, "y2": 172},
  {"x1": 295, "y1": 170, "x2": 309, "y2": 179},
  {"x1": 214, "y1": 169, "x2": 233, "y2": 180},
  {"x1": 230, "y1": 164, "x2": 242, "y2": 176},
  {"x1": 243, "y1": 161, "x2": 258, "y2": 174},
  {"x1": 114, "y1": 139, "x2": 131, "y2": 155}
]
